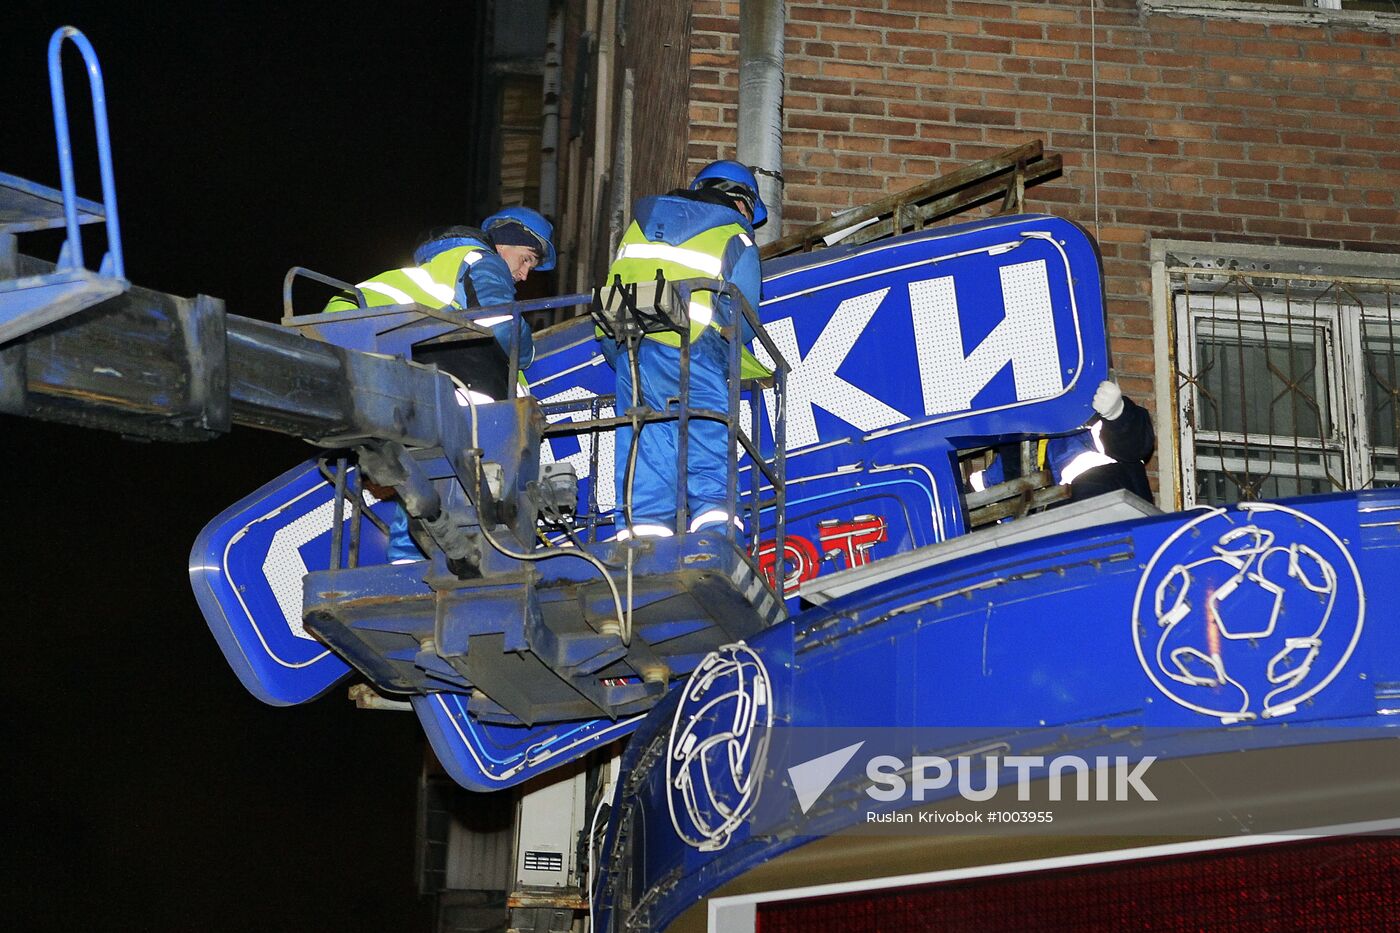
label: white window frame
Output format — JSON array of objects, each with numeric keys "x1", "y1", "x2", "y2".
[
  {"x1": 1151, "y1": 240, "x2": 1400, "y2": 509},
  {"x1": 1141, "y1": 1, "x2": 1400, "y2": 32}
]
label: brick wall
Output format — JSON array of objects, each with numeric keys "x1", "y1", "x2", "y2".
[
  {"x1": 689, "y1": 0, "x2": 743, "y2": 174},
  {"x1": 687, "y1": 0, "x2": 1400, "y2": 418}
]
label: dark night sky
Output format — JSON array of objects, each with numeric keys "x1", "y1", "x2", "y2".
[{"x1": 4, "y1": 3, "x2": 495, "y2": 929}]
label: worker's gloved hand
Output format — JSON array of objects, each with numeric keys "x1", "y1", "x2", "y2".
[{"x1": 1093, "y1": 380, "x2": 1126, "y2": 421}]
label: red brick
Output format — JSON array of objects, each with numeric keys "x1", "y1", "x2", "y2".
[
  {"x1": 1316, "y1": 150, "x2": 1380, "y2": 168},
  {"x1": 1346, "y1": 135, "x2": 1400, "y2": 153},
  {"x1": 1218, "y1": 161, "x2": 1281, "y2": 181},
  {"x1": 1310, "y1": 223, "x2": 1383, "y2": 241},
  {"x1": 1094, "y1": 82, "x2": 1147, "y2": 100},
  {"x1": 1339, "y1": 99, "x2": 1400, "y2": 117},
  {"x1": 852, "y1": 117, "x2": 917, "y2": 137},
  {"x1": 1017, "y1": 76, "x2": 1082, "y2": 96},
  {"x1": 1276, "y1": 94, "x2": 1341, "y2": 112},
  {"x1": 953, "y1": 107, "x2": 1017, "y2": 127},
  {"x1": 1347, "y1": 207, "x2": 1400, "y2": 225},
  {"x1": 1218, "y1": 198, "x2": 1281, "y2": 217},
  {"x1": 1020, "y1": 111, "x2": 1085, "y2": 132},
  {"x1": 890, "y1": 138, "x2": 954, "y2": 158},
  {"x1": 1178, "y1": 212, "x2": 1244, "y2": 234},
  {"x1": 1216, "y1": 126, "x2": 1278, "y2": 144},
  {"x1": 1014, "y1": 40, "x2": 1077, "y2": 60},
  {"x1": 1151, "y1": 120, "x2": 1214, "y2": 140},
  {"x1": 1014, "y1": 4, "x2": 1080, "y2": 25},
  {"x1": 985, "y1": 21, "x2": 1045, "y2": 40},
  {"x1": 889, "y1": 0, "x2": 948, "y2": 12},
  {"x1": 863, "y1": 81, "x2": 919, "y2": 100},
  {"x1": 819, "y1": 171, "x2": 886, "y2": 189},
  {"x1": 823, "y1": 134, "x2": 889, "y2": 153},
  {"x1": 952, "y1": 35, "x2": 1013, "y2": 54},
  {"x1": 947, "y1": 1, "x2": 1014, "y2": 19},
  {"x1": 957, "y1": 58, "x2": 1015, "y2": 80},
  {"x1": 820, "y1": 61, "x2": 885, "y2": 81},
  {"x1": 1181, "y1": 142, "x2": 1247, "y2": 161},
  {"x1": 818, "y1": 25, "x2": 884, "y2": 44},
  {"x1": 1046, "y1": 24, "x2": 1094, "y2": 44},
  {"x1": 790, "y1": 113, "x2": 852, "y2": 132},
  {"x1": 853, "y1": 10, "x2": 919, "y2": 29},
  {"x1": 790, "y1": 77, "x2": 853, "y2": 96},
  {"x1": 822, "y1": 95, "x2": 886, "y2": 116},
  {"x1": 788, "y1": 5, "x2": 852, "y2": 24},
  {"x1": 890, "y1": 101, "x2": 953, "y2": 122},
  {"x1": 692, "y1": 16, "x2": 737, "y2": 33},
  {"x1": 1117, "y1": 102, "x2": 1181, "y2": 120},
  {"x1": 1097, "y1": 117, "x2": 1150, "y2": 136},
  {"x1": 1119, "y1": 137, "x2": 1180, "y2": 156}
]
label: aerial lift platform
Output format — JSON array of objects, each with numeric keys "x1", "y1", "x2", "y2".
[{"x1": 3, "y1": 29, "x2": 791, "y2": 739}]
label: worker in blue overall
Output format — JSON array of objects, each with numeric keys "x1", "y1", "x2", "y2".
[
  {"x1": 325, "y1": 207, "x2": 553, "y2": 377},
  {"x1": 325, "y1": 208, "x2": 556, "y2": 562},
  {"x1": 1044, "y1": 380, "x2": 1155, "y2": 504},
  {"x1": 599, "y1": 161, "x2": 768, "y2": 539},
  {"x1": 967, "y1": 381, "x2": 1155, "y2": 507}
]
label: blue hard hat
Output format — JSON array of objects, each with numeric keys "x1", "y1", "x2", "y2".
[
  {"x1": 482, "y1": 206, "x2": 556, "y2": 271},
  {"x1": 690, "y1": 160, "x2": 767, "y2": 227}
]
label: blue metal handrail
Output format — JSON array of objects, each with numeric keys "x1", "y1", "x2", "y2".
[{"x1": 47, "y1": 26, "x2": 125, "y2": 279}]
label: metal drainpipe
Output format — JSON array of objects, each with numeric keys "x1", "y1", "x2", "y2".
[
  {"x1": 593, "y1": 0, "x2": 616, "y2": 255},
  {"x1": 737, "y1": 0, "x2": 784, "y2": 245},
  {"x1": 608, "y1": 68, "x2": 634, "y2": 259},
  {"x1": 540, "y1": 4, "x2": 563, "y2": 222}
]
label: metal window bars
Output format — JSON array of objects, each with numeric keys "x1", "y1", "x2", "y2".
[{"x1": 1166, "y1": 259, "x2": 1400, "y2": 506}]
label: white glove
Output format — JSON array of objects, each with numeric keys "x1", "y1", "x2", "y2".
[{"x1": 1093, "y1": 380, "x2": 1125, "y2": 421}]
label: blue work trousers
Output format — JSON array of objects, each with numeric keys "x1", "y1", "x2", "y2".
[{"x1": 614, "y1": 336, "x2": 732, "y2": 530}]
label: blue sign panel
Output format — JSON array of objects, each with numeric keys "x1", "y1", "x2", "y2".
[
  {"x1": 413, "y1": 693, "x2": 644, "y2": 792},
  {"x1": 190, "y1": 459, "x2": 383, "y2": 705},
  {"x1": 533, "y1": 213, "x2": 1109, "y2": 596},
  {"x1": 756, "y1": 213, "x2": 1105, "y2": 448},
  {"x1": 194, "y1": 213, "x2": 1112, "y2": 789},
  {"x1": 595, "y1": 491, "x2": 1400, "y2": 932}
]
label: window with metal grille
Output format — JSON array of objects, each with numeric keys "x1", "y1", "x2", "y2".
[{"x1": 1152, "y1": 243, "x2": 1400, "y2": 508}]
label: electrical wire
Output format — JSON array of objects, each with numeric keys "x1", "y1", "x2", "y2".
[
  {"x1": 456, "y1": 384, "x2": 631, "y2": 643},
  {"x1": 622, "y1": 331, "x2": 647, "y2": 643}
]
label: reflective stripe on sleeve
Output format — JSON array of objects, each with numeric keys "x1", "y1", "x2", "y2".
[
  {"x1": 359, "y1": 281, "x2": 414, "y2": 305},
  {"x1": 1058, "y1": 450, "x2": 1118, "y2": 485},
  {"x1": 614, "y1": 523, "x2": 675, "y2": 540},
  {"x1": 689, "y1": 509, "x2": 743, "y2": 532},
  {"x1": 616, "y1": 243, "x2": 724, "y2": 276},
  {"x1": 401, "y1": 268, "x2": 455, "y2": 304}
]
